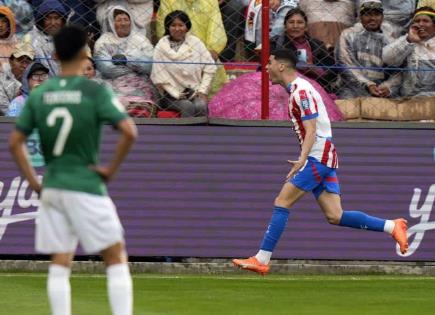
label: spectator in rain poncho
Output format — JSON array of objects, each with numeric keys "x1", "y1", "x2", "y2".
[
  {"x1": 0, "y1": 6, "x2": 17, "y2": 69},
  {"x1": 24, "y1": 0, "x2": 67, "y2": 75},
  {"x1": 151, "y1": 10, "x2": 217, "y2": 117},
  {"x1": 383, "y1": 7, "x2": 435, "y2": 97},
  {"x1": 0, "y1": 0, "x2": 34, "y2": 37},
  {"x1": 94, "y1": 5, "x2": 156, "y2": 108},
  {"x1": 335, "y1": 0, "x2": 401, "y2": 99},
  {"x1": 0, "y1": 41, "x2": 33, "y2": 114},
  {"x1": 156, "y1": 0, "x2": 229, "y2": 95},
  {"x1": 95, "y1": 0, "x2": 153, "y2": 38}
]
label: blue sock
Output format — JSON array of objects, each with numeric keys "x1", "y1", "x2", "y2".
[
  {"x1": 260, "y1": 206, "x2": 290, "y2": 251},
  {"x1": 339, "y1": 211, "x2": 385, "y2": 232}
]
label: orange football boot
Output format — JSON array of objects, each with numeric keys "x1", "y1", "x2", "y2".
[
  {"x1": 392, "y1": 218, "x2": 408, "y2": 254},
  {"x1": 232, "y1": 257, "x2": 270, "y2": 275}
]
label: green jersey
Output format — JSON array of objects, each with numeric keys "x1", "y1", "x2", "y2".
[{"x1": 16, "y1": 76, "x2": 128, "y2": 196}]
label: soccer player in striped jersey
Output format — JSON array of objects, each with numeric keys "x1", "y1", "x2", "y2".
[{"x1": 232, "y1": 49, "x2": 408, "y2": 275}]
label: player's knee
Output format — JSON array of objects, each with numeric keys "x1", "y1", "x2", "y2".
[
  {"x1": 274, "y1": 196, "x2": 291, "y2": 209},
  {"x1": 101, "y1": 242, "x2": 128, "y2": 266},
  {"x1": 325, "y1": 212, "x2": 341, "y2": 225}
]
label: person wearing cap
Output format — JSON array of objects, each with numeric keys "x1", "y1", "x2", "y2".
[
  {"x1": 0, "y1": 41, "x2": 34, "y2": 114},
  {"x1": 383, "y1": 6, "x2": 435, "y2": 97},
  {"x1": 0, "y1": 6, "x2": 17, "y2": 68},
  {"x1": 6, "y1": 61, "x2": 49, "y2": 116},
  {"x1": 23, "y1": 0, "x2": 67, "y2": 75},
  {"x1": 335, "y1": 0, "x2": 401, "y2": 99}
]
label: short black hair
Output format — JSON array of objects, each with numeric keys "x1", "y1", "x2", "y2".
[
  {"x1": 53, "y1": 25, "x2": 87, "y2": 62},
  {"x1": 164, "y1": 10, "x2": 192, "y2": 36},
  {"x1": 270, "y1": 49, "x2": 298, "y2": 69},
  {"x1": 284, "y1": 8, "x2": 308, "y2": 25}
]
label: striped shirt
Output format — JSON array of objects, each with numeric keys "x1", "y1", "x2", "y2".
[{"x1": 288, "y1": 77, "x2": 338, "y2": 168}]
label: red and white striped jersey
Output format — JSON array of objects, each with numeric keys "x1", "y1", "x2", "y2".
[{"x1": 288, "y1": 77, "x2": 338, "y2": 168}]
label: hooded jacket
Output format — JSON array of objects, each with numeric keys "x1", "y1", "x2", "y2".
[
  {"x1": 94, "y1": 5, "x2": 153, "y2": 79},
  {"x1": 23, "y1": 0, "x2": 67, "y2": 75},
  {"x1": 0, "y1": 6, "x2": 17, "y2": 68},
  {"x1": 0, "y1": 0, "x2": 35, "y2": 36},
  {"x1": 6, "y1": 61, "x2": 48, "y2": 116},
  {"x1": 95, "y1": 0, "x2": 153, "y2": 34}
]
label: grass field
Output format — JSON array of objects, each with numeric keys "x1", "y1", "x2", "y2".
[{"x1": 0, "y1": 273, "x2": 434, "y2": 315}]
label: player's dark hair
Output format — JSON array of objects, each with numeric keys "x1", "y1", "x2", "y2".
[
  {"x1": 271, "y1": 49, "x2": 298, "y2": 69},
  {"x1": 53, "y1": 25, "x2": 87, "y2": 62},
  {"x1": 164, "y1": 10, "x2": 192, "y2": 36}
]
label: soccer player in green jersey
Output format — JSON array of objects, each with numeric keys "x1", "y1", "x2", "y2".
[{"x1": 9, "y1": 26, "x2": 137, "y2": 315}]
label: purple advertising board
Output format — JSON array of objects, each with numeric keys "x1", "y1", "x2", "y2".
[{"x1": 0, "y1": 121, "x2": 434, "y2": 261}]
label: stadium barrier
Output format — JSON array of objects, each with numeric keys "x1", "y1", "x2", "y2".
[{"x1": 0, "y1": 118, "x2": 434, "y2": 261}]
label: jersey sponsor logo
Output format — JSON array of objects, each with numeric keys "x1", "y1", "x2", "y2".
[{"x1": 43, "y1": 91, "x2": 82, "y2": 105}]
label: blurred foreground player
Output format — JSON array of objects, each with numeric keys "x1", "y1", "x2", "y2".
[
  {"x1": 232, "y1": 49, "x2": 408, "y2": 275},
  {"x1": 9, "y1": 25, "x2": 137, "y2": 315}
]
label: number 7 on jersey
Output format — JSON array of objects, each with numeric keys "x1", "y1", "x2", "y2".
[{"x1": 47, "y1": 108, "x2": 73, "y2": 156}]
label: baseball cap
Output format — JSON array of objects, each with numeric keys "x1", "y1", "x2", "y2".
[
  {"x1": 360, "y1": 0, "x2": 383, "y2": 13},
  {"x1": 11, "y1": 42, "x2": 35, "y2": 60},
  {"x1": 27, "y1": 62, "x2": 49, "y2": 79}
]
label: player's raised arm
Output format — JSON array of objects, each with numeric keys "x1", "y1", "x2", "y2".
[
  {"x1": 93, "y1": 117, "x2": 137, "y2": 183},
  {"x1": 9, "y1": 129, "x2": 41, "y2": 194}
]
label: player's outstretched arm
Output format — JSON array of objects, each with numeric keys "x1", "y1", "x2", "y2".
[
  {"x1": 92, "y1": 118, "x2": 138, "y2": 182},
  {"x1": 9, "y1": 130, "x2": 42, "y2": 194}
]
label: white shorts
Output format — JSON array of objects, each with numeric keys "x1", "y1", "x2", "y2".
[{"x1": 36, "y1": 188, "x2": 124, "y2": 254}]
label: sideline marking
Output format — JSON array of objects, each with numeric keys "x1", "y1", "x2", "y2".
[{"x1": 0, "y1": 273, "x2": 434, "y2": 281}]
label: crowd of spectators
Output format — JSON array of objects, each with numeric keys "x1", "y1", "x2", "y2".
[{"x1": 0, "y1": 0, "x2": 433, "y2": 119}]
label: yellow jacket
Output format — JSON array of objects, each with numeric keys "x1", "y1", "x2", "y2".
[{"x1": 156, "y1": 0, "x2": 227, "y2": 54}]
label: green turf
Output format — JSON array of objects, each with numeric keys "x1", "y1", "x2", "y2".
[{"x1": 0, "y1": 273, "x2": 434, "y2": 315}]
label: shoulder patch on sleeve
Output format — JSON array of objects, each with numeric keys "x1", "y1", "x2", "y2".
[{"x1": 299, "y1": 90, "x2": 310, "y2": 110}]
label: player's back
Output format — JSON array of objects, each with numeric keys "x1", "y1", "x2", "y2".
[{"x1": 17, "y1": 75, "x2": 126, "y2": 195}]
